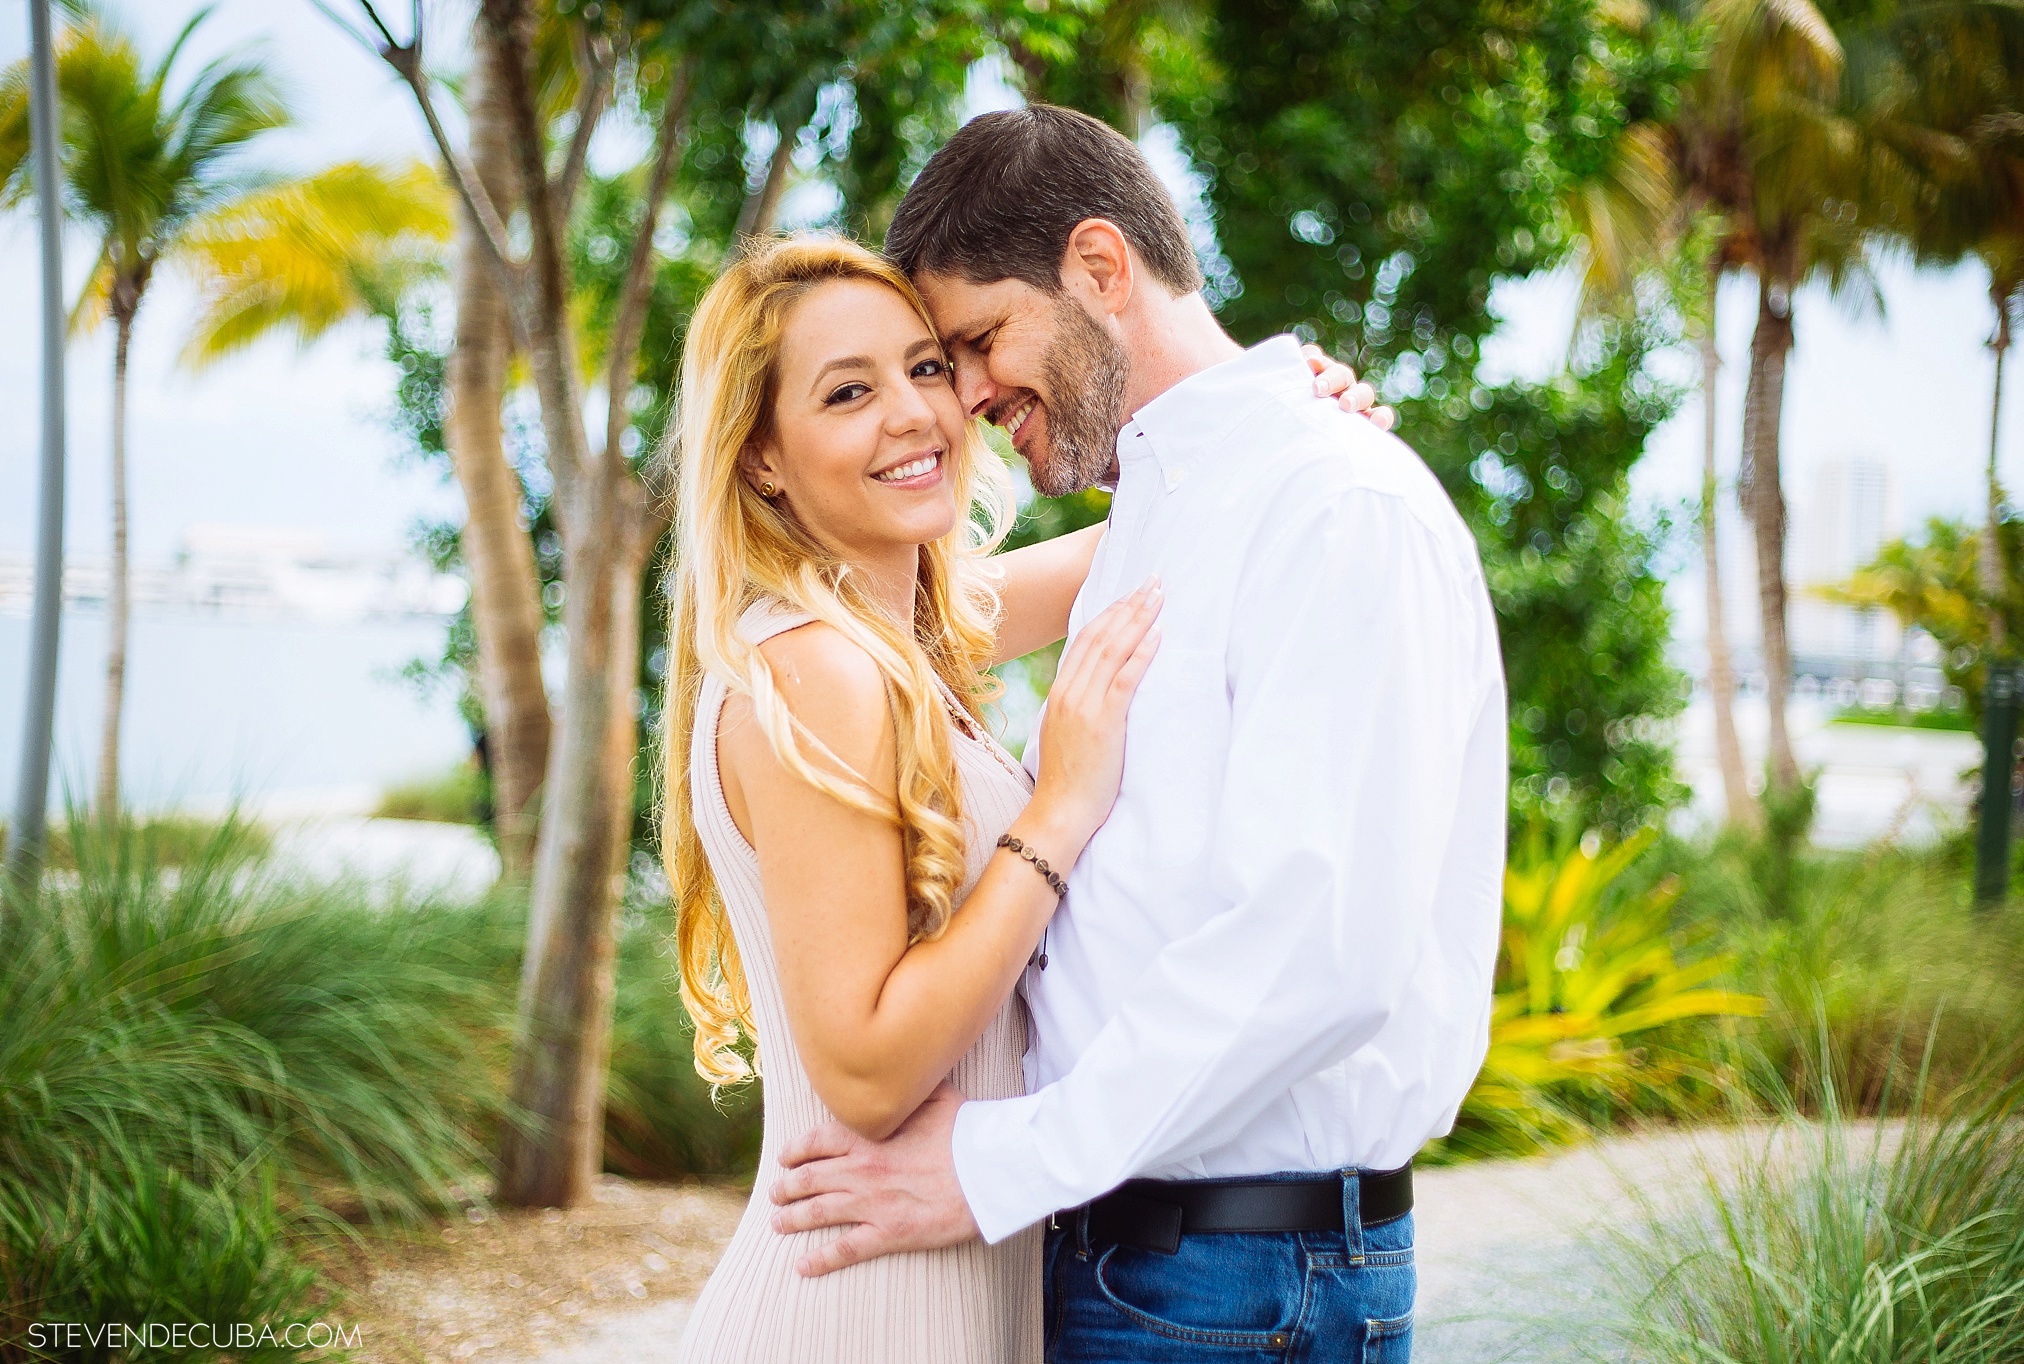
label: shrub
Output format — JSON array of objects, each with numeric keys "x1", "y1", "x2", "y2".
[
  {"x1": 1436, "y1": 826, "x2": 1763, "y2": 1161},
  {"x1": 0, "y1": 811, "x2": 516, "y2": 1345},
  {"x1": 371, "y1": 760, "x2": 490, "y2": 826},
  {"x1": 1604, "y1": 1054, "x2": 2024, "y2": 1364},
  {"x1": 0, "y1": 811, "x2": 271, "y2": 870},
  {"x1": 603, "y1": 906, "x2": 762, "y2": 1180},
  {"x1": 1653, "y1": 834, "x2": 2024, "y2": 1111}
]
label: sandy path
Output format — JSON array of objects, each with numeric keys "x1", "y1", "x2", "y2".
[{"x1": 326, "y1": 1123, "x2": 1853, "y2": 1363}]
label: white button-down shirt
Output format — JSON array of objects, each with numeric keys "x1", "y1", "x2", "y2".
[{"x1": 951, "y1": 334, "x2": 1509, "y2": 1244}]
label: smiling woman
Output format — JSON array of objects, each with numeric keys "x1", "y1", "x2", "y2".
[{"x1": 656, "y1": 234, "x2": 1164, "y2": 1364}]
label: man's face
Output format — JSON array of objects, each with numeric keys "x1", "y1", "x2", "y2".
[{"x1": 914, "y1": 272, "x2": 1129, "y2": 498}]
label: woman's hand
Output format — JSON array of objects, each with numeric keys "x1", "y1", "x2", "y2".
[
  {"x1": 1025, "y1": 577, "x2": 1164, "y2": 848},
  {"x1": 1302, "y1": 343, "x2": 1397, "y2": 432}
]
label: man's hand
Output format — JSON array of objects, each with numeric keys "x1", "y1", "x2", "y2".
[
  {"x1": 769, "y1": 1081, "x2": 981, "y2": 1277},
  {"x1": 1302, "y1": 343, "x2": 1397, "y2": 431}
]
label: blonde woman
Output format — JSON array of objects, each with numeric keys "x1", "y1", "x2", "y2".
[{"x1": 662, "y1": 237, "x2": 1376, "y2": 1361}]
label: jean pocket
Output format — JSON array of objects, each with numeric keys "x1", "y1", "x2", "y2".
[
  {"x1": 1092, "y1": 1244, "x2": 1299, "y2": 1351},
  {"x1": 1362, "y1": 1311, "x2": 1413, "y2": 1364}
]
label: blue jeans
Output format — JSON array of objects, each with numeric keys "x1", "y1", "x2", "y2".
[{"x1": 1043, "y1": 1172, "x2": 1415, "y2": 1363}]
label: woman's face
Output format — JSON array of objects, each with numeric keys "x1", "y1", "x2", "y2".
[{"x1": 749, "y1": 278, "x2": 967, "y2": 569}]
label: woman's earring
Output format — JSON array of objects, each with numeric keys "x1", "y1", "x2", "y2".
[{"x1": 760, "y1": 480, "x2": 777, "y2": 499}]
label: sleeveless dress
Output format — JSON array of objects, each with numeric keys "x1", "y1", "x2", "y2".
[{"x1": 674, "y1": 602, "x2": 1045, "y2": 1364}]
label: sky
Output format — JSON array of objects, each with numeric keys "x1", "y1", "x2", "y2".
[{"x1": 2, "y1": 0, "x2": 2018, "y2": 640}]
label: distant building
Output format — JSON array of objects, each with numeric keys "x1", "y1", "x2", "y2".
[{"x1": 1791, "y1": 454, "x2": 1902, "y2": 665}]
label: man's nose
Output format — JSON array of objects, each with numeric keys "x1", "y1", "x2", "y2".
[{"x1": 954, "y1": 365, "x2": 996, "y2": 420}]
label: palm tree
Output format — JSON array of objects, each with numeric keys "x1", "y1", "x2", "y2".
[
  {"x1": 1565, "y1": 98, "x2": 1762, "y2": 825},
  {"x1": 1885, "y1": 1, "x2": 2024, "y2": 641},
  {"x1": 1688, "y1": 0, "x2": 1873, "y2": 799},
  {"x1": 0, "y1": 10, "x2": 442, "y2": 818},
  {"x1": 0, "y1": 8, "x2": 286, "y2": 818}
]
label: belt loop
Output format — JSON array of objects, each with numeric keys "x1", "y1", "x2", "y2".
[
  {"x1": 1074, "y1": 1205, "x2": 1092, "y2": 1260},
  {"x1": 1341, "y1": 1169, "x2": 1366, "y2": 1261}
]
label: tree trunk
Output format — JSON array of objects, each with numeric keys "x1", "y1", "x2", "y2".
[
  {"x1": 449, "y1": 14, "x2": 553, "y2": 880},
  {"x1": 499, "y1": 508, "x2": 623, "y2": 1205},
  {"x1": 1739, "y1": 269, "x2": 1800, "y2": 794},
  {"x1": 97, "y1": 301, "x2": 134, "y2": 819},
  {"x1": 734, "y1": 94, "x2": 811, "y2": 244},
  {"x1": 602, "y1": 494, "x2": 662, "y2": 886},
  {"x1": 1983, "y1": 279, "x2": 2012, "y2": 648},
  {"x1": 1700, "y1": 275, "x2": 1756, "y2": 828}
]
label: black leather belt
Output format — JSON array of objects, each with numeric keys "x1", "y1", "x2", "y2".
[{"x1": 1066, "y1": 1164, "x2": 1413, "y2": 1256}]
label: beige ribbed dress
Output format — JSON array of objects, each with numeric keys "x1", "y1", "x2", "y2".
[{"x1": 675, "y1": 604, "x2": 1045, "y2": 1364}]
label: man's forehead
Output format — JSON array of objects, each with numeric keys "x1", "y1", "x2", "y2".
[{"x1": 914, "y1": 270, "x2": 1037, "y2": 341}]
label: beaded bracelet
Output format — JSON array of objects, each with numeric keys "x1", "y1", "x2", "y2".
[{"x1": 997, "y1": 833, "x2": 1068, "y2": 898}]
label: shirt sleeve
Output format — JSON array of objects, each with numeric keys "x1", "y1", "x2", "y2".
[{"x1": 951, "y1": 479, "x2": 1500, "y2": 1242}]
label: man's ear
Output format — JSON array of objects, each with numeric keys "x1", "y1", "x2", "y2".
[{"x1": 1060, "y1": 219, "x2": 1134, "y2": 319}]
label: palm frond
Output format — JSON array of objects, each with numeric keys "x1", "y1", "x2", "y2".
[{"x1": 175, "y1": 160, "x2": 452, "y2": 367}]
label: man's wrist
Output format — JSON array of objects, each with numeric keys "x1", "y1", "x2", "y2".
[{"x1": 950, "y1": 1091, "x2": 1061, "y2": 1244}]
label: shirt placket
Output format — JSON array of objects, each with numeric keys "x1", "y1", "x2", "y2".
[{"x1": 1093, "y1": 426, "x2": 1159, "y2": 606}]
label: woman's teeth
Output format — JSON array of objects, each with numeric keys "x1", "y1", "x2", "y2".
[{"x1": 874, "y1": 452, "x2": 940, "y2": 483}]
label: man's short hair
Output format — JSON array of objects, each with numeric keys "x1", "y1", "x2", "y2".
[{"x1": 885, "y1": 104, "x2": 1204, "y2": 298}]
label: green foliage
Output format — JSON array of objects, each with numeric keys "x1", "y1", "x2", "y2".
[
  {"x1": 1605, "y1": 1058, "x2": 2024, "y2": 1364},
  {"x1": 1437, "y1": 827, "x2": 1763, "y2": 1160},
  {"x1": 1, "y1": 810, "x2": 271, "y2": 870},
  {"x1": 0, "y1": 811, "x2": 762, "y2": 1346},
  {"x1": 1161, "y1": 0, "x2": 1696, "y2": 833},
  {"x1": 1438, "y1": 329, "x2": 1690, "y2": 833},
  {"x1": 1827, "y1": 514, "x2": 2024, "y2": 720},
  {"x1": 373, "y1": 761, "x2": 491, "y2": 826},
  {"x1": 2, "y1": 1162, "x2": 326, "y2": 1364},
  {"x1": 1830, "y1": 706, "x2": 1973, "y2": 732},
  {"x1": 1655, "y1": 832, "x2": 2024, "y2": 1112},
  {"x1": 603, "y1": 909, "x2": 763, "y2": 1179},
  {"x1": 0, "y1": 811, "x2": 514, "y2": 1346}
]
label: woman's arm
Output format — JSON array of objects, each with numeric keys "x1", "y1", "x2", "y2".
[
  {"x1": 986, "y1": 524, "x2": 1105, "y2": 666},
  {"x1": 718, "y1": 584, "x2": 1162, "y2": 1139}
]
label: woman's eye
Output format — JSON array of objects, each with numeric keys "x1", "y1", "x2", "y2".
[
  {"x1": 912, "y1": 358, "x2": 947, "y2": 380},
  {"x1": 824, "y1": 382, "x2": 871, "y2": 406}
]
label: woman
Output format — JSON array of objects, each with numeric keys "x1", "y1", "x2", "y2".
[{"x1": 661, "y1": 237, "x2": 1374, "y2": 1362}]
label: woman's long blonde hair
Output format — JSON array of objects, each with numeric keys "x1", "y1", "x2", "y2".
[{"x1": 661, "y1": 236, "x2": 1017, "y2": 1085}]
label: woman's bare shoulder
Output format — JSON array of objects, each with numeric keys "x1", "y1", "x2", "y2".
[{"x1": 720, "y1": 620, "x2": 892, "y2": 773}]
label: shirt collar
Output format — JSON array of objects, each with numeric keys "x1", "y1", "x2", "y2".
[{"x1": 1116, "y1": 334, "x2": 1314, "y2": 490}]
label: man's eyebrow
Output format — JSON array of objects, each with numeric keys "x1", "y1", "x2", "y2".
[{"x1": 939, "y1": 316, "x2": 995, "y2": 348}]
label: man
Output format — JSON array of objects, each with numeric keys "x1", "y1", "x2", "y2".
[{"x1": 770, "y1": 104, "x2": 1507, "y2": 1361}]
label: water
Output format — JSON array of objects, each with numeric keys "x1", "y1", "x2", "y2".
[{"x1": 0, "y1": 607, "x2": 471, "y2": 815}]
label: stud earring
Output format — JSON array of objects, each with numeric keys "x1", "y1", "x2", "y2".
[{"x1": 760, "y1": 480, "x2": 777, "y2": 498}]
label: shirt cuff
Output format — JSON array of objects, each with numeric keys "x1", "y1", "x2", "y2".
[{"x1": 951, "y1": 1092, "x2": 1076, "y2": 1245}]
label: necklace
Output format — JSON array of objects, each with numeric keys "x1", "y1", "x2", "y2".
[{"x1": 933, "y1": 679, "x2": 1028, "y2": 784}]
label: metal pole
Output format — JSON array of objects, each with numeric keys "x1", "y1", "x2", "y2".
[
  {"x1": 4, "y1": 0, "x2": 67, "y2": 902},
  {"x1": 1974, "y1": 663, "x2": 2019, "y2": 907}
]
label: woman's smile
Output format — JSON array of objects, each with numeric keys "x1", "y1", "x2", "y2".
[{"x1": 871, "y1": 448, "x2": 945, "y2": 488}]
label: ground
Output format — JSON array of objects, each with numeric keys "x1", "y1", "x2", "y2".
[
  {"x1": 307, "y1": 1179, "x2": 744, "y2": 1364},
  {"x1": 312, "y1": 1123, "x2": 1860, "y2": 1363}
]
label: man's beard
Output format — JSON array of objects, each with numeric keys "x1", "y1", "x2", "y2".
[{"x1": 1029, "y1": 295, "x2": 1129, "y2": 497}]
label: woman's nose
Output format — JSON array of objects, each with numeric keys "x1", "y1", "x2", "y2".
[{"x1": 885, "y1": 378, "x2": 937, "y2": 434}]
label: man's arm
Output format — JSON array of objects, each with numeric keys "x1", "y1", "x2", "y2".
[
  {"x1": 772, "y1": 472, "x2": 1501, "y2": 1264},
  {"x1": 948, "y1": 480, "x2": 1499, "y2": 1239}
]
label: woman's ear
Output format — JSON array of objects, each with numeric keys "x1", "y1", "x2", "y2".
[{"x1": 741, "y1": 440, "x2": 784, "y2": 499}]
